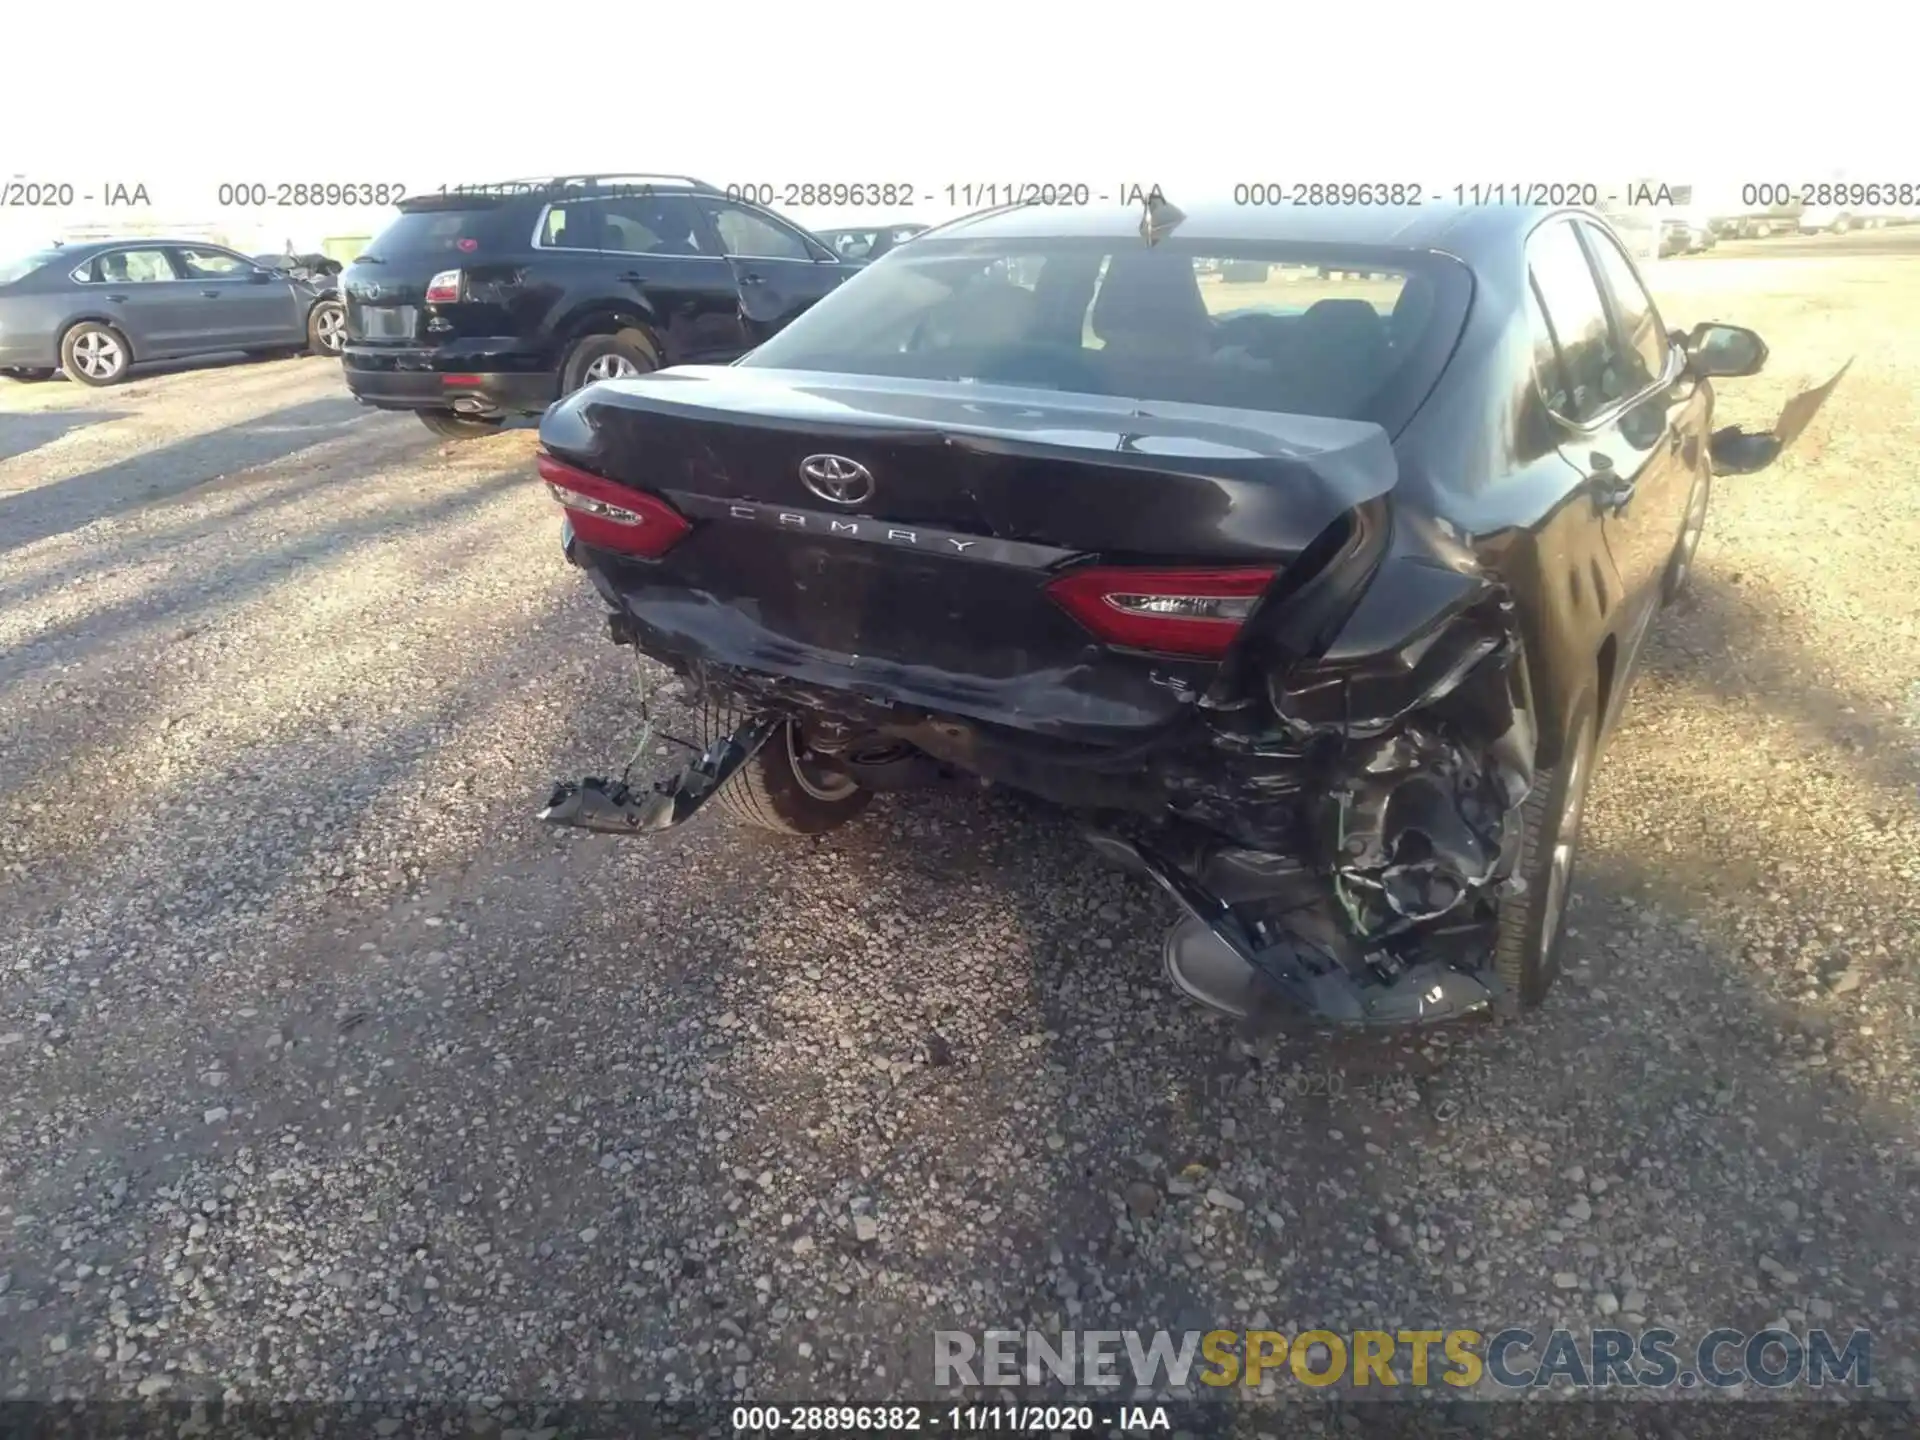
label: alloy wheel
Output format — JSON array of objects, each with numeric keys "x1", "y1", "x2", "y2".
[
  {"x1": 315, "y1": 305, "x2": 346, "y2": 353},
  {"x1": 785, "y1": 726, "x2": 859, "y2": 802},
  {"x1": 583, "y1": 352, "x2": 640, "y2": 383},
  {"x1": 71, "y1": 330, "x2": 123, "y2": 380}
]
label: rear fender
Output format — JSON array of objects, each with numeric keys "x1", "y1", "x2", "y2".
[
  {"x1": 1200, "y1": 495, "x2": 1392, "y2": 711},
  {"x1": 60, "y1": 313, "x2": 138, "y2": 356},
  {"x1": 557, "y1": 303, "x2": 664, "y2": 362},
  {"x1": 1201, "y1": 501, "x2": 1539, "y2": 946},
  {"x1": 1255, "y1": 503, "x2": 1514, "y2": 743}
]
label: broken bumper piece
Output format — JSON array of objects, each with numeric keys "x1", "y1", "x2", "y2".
[
  {"x1": 538, "y1": 714, "x2": 780, "y2": 835},
  {"x1": 1094, "y1": 832, "x2": 1498, "y2": 1027}
]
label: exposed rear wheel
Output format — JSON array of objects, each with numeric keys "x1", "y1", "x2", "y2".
[
  {"x1": 697, "y1": 697, "x2": 871, "y2": 836},
  {"x1": 60, "y1": 323, "x2": 130, "y2": 387},
  {"x1": 1493, "y1": 690, "x2": 1598, "y2": 1012},
  {"x1": 561, "y1": 330, "x2": 657, "y2": 395},
  {"x1": 417, "y1": 410, "x2": 505, "y2": 440}
]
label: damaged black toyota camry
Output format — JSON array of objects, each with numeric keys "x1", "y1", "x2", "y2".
[{"x1": 534, "y1": 198, "x2": 1843, "y2": 1027}]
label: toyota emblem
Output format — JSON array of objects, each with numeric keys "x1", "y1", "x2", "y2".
[{"x1": 799, "y1": 454, "x2": 874, "y2": 506}]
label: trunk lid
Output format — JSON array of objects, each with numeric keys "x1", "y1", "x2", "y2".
[{"x1": 541, "y1": 367, "x2": 1400, "y2": 741}]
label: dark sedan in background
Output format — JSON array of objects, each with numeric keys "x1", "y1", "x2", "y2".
[{"x1": 0, "y1": 239, "x2": 344, "y2": 387}]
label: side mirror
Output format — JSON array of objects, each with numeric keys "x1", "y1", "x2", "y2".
[
  {"x1": 1684, "y1": 322, "x2": 1767, "y2": 378},
  {"x1": 247, "y1": 267, "x2": 276, "y2": 284}
]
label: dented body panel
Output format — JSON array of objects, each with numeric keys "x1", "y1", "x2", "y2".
[
  {"x1": 541, "y1": 370, "x2": 1410, "y2": 745},
  {"x1": 537, "y1": 199, "x2": 1844, "y2": 1026}
]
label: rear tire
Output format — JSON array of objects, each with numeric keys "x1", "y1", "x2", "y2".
[
  {"x1": 417, "y1": 410, "x2": 504, "y2": 440},
  {"x1": 1493, "y1": 690, "x2": 1598, "y2": 1012},
  {"x1": 697, "y1": 696, "x2": 871, "y2": 836},
  {"x1": 561, "y1": 329, "x2": 657, "y2": 395},
  {"x1": 307, "y1": 299, "x2": 346, "y2": 357},
  {"x1": 59, "y1": 322, "x2": 131, "y2": 387}
]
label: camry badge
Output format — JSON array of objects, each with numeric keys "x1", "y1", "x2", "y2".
[{"x1": 799, "y1": 454, "x2": 874, "y2": 506}]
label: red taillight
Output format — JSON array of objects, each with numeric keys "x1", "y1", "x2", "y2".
[
  {"x1": 1045, "y1": 565, "x2": 1277, "y2": 658},
  {"x1": 537, "y1": 452, "x2": 691, "y2": 559},
  {"x1": 424, "y1": 268, "x2": 462, "y2": 304},
  {"x1": 441, "y1": 374, "x2": 485, "y2": 386}
]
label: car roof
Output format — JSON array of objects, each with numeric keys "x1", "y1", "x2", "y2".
[
  {"x1": 818, "y1": 222, "x2": 916, "y2": 236},
  {"x1": 399, "y1": 175, "x2": 722, "y2": 211},
  {"x1": 48, "y1": 238, "x2": 240, "y2": 253},
  {"x1": 927, "y1": 198, "x2": 1566, "y2": 262}
]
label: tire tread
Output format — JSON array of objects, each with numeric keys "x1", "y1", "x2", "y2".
[
  {"x1": 1492, "y1": 691, "x2": 1596, "y2": 1013},
  {"x1": 695, "y1": 696, "x2": 869, "y2": 835}
]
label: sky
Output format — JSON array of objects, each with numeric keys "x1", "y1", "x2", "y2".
[{"x1": 1, "y1": 0, "x2": 1907, "y2": 255}]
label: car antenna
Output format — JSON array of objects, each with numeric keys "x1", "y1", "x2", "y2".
[{"x1": 1139, "y1": 188, "x2": 1186, "y2": 247}]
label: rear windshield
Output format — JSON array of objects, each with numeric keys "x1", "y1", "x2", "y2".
[
  {"x1": 359, "y1": 206, "x2": 519, "y2": 261},
  {"x1": 0, "y1": 249, "x2": 61, "y2": 285},
  {"x1": 740, "y1": 236, "x2": 1469, "y2": 428}
]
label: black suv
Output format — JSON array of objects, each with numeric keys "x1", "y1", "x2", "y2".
[{"x1": 338, "y1": 174, "x2": 861, "y2": 440}]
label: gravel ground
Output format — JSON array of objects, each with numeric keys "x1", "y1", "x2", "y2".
[{"x1": 1, "y1": 254, "x2": 1917, "y2": 1428}]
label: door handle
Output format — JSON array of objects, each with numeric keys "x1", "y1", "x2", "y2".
[
  {"x1": 1588, "y1": 454, "x2": 1635, "y2": 513},
  {"x1": 738, "y1": 272, "x2": 766, "y2": 285},
  {"x1": 201, "y1": 289, "x2": 222, "y2": 298},
  {"x1": 105, "y1": 293, "x2": 128, "y2": 303},
  {"x1": 615, "y1": 271, "x2": 645, "y2": 283}
]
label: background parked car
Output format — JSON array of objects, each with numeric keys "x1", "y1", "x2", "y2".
[
  {"x1": 254, "y1": 252, "x2": 345, "y2": 283},
  {"x1": 814, "y1": 223, "x2": 929, "y2": 264},
  {"x1": 1656, "y1": 215, "x2": 1717, "y2": 257},
  {"x1": 339, "y1": 174, "x2": 862, "y2": 440},
  {"x1": 1710, "y1": 214, "x2": 1789, "y2": 240},
  {"x1": 1797, "y1": 206, "x2": 1853, "y2": 234},
  {"x1": 0, "y1": 239, "x2": 344, "y2": 386}
]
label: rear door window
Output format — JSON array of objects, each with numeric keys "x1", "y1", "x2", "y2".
[
  {"x1": 1577, "y1": 220, "x2": 1669, "y2": 388},
  {"x1": 700, "y1": 201, "x2": 814, "y2": 261},
  {"x1": 1525, "y1": 280, "x2": 1574, "y2": 418},
  {"x1": 536, "y1": 201, "x2": 599, "y2": 251},
  {"x1": 83, "y1": 249, "x2": 178, "y2": 284},
  {"x1": 594, "y1": 194, "x2": 710, "y2": 256},
  {"x1": 1526, "y1": 218, "x2": 1636, "y2": 422}
]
